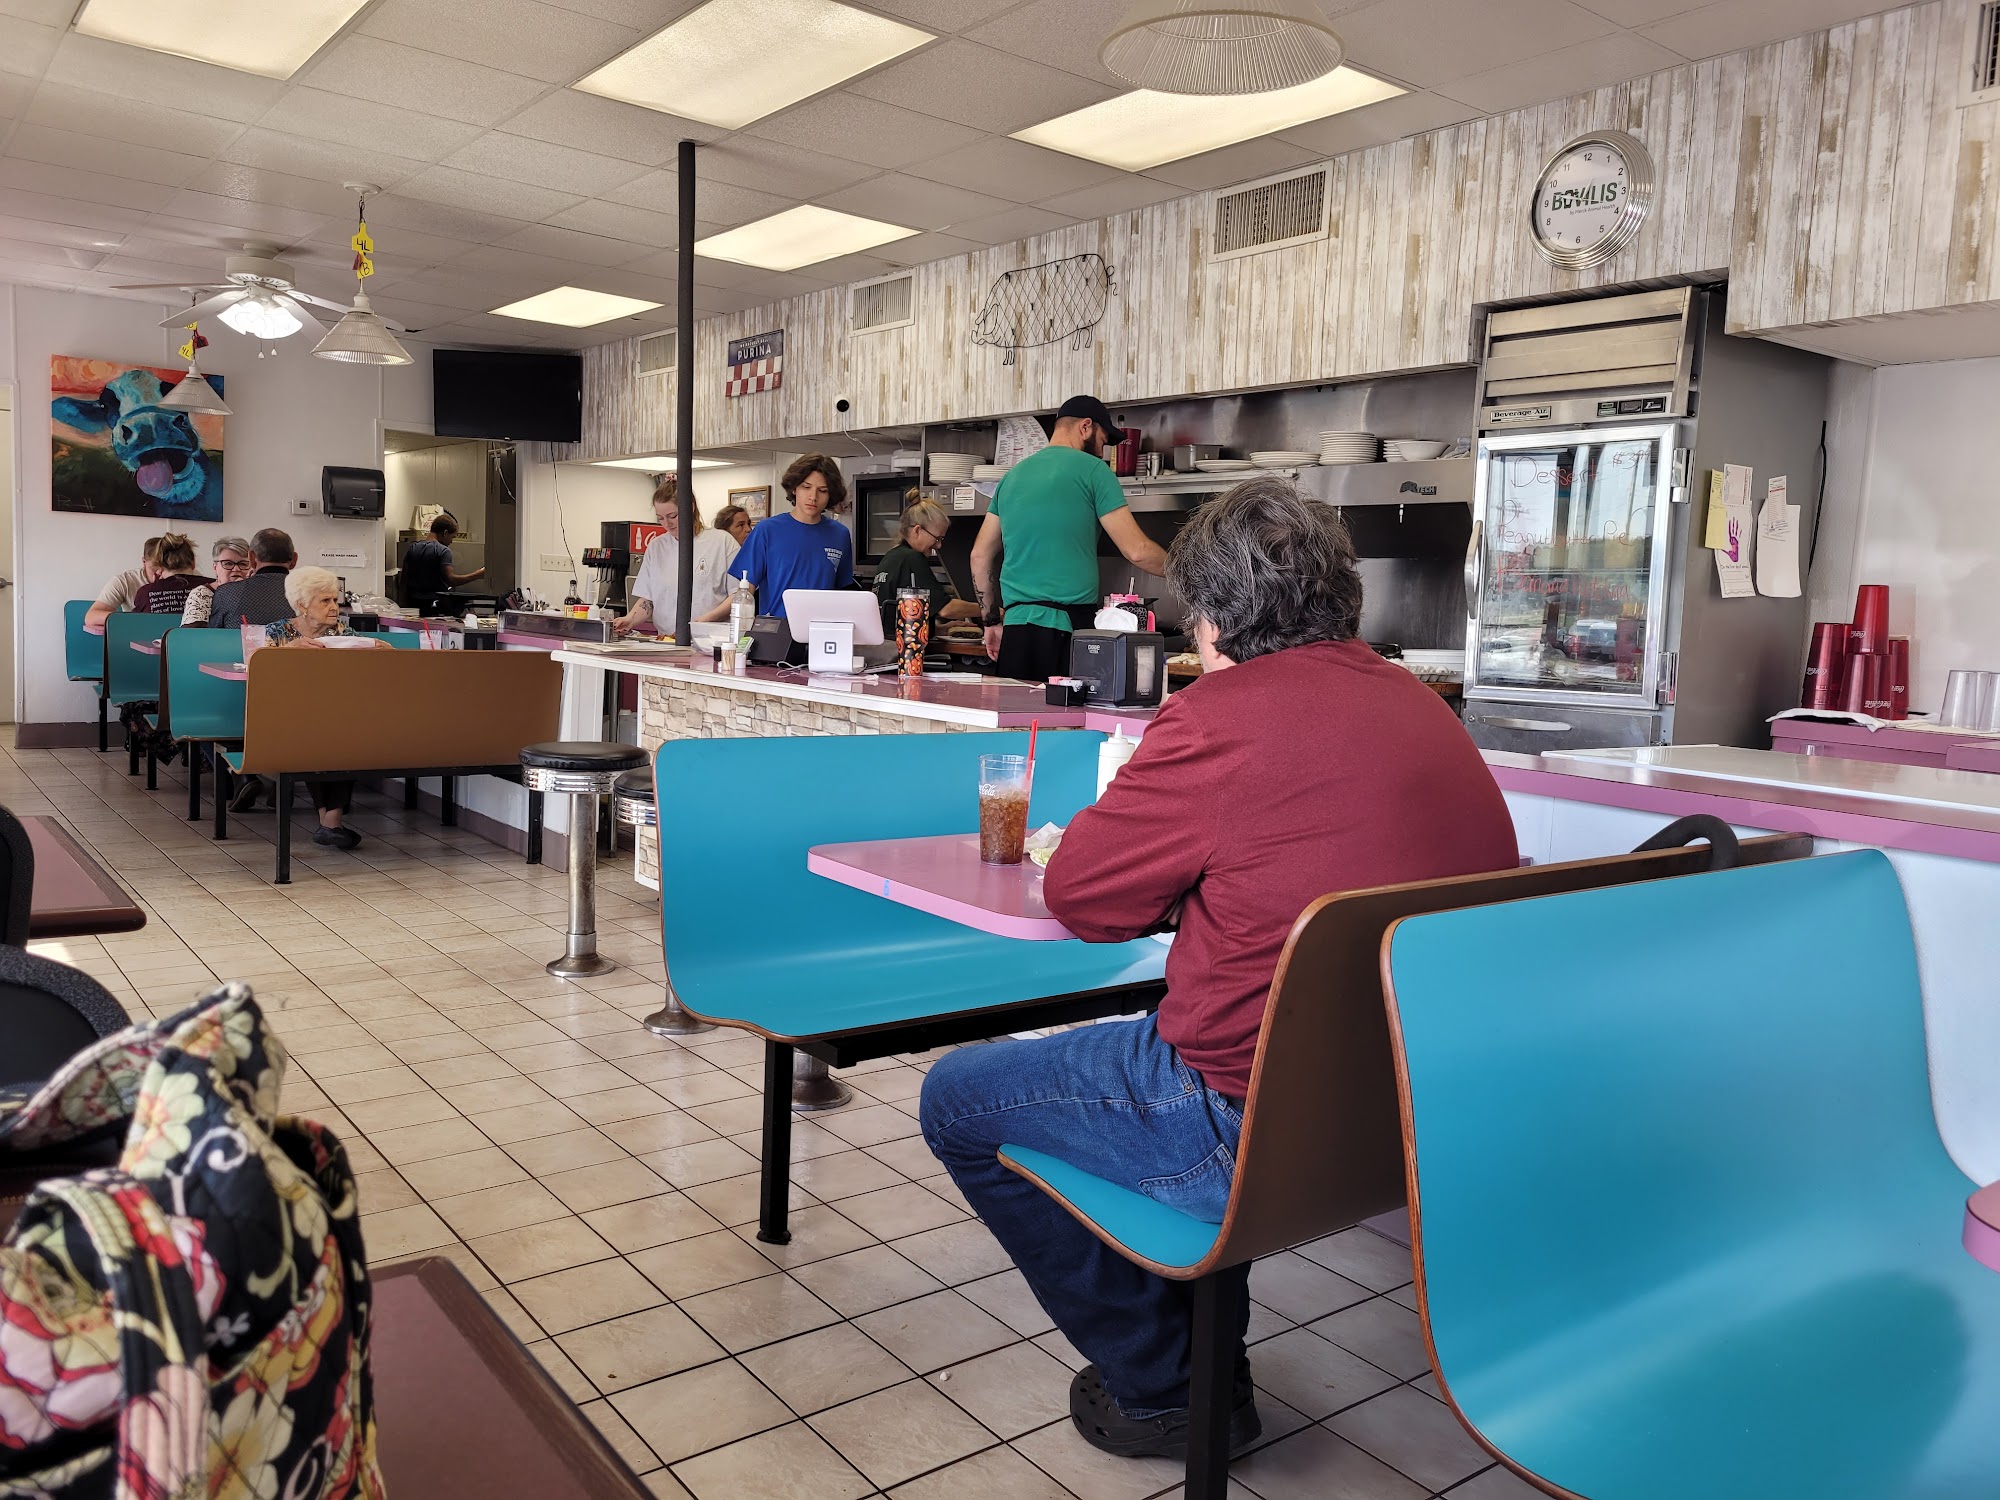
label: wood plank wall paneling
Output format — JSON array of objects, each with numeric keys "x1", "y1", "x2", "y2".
[{"x1": 578, "y1": 1, "x2": 1994, "y2": 460}]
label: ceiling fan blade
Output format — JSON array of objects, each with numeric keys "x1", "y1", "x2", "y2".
[
  {"x1": 154, "y1": 290, "x2": 249, "y2": 328},
  {"x1": 290, "y1": 289, "x2": 355, "y2": 315},
  {"x1": 118, "y1": 280, "x2": 230, "y2": 293},
  {"x1": 272, "y1": 293, "x2": 329, "y2": 333}
]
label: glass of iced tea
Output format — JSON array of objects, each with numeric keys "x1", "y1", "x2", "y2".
[{"x1": 978, "y1": 753, "x2": 1031, "y2": 864}]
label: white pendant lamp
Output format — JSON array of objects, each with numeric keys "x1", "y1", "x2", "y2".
[
  {"x1": 161, "y1": 360, "x2": 231, "y2": 416},
  {"x1": 1100, "y1": 0, "x2": 1344, "y2": 94},
  {"x1": 314, "y1": 183, "x2": 413, "y2": 367}
]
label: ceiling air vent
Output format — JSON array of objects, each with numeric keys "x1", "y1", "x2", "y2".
[
  {"x1": 637, "y1": 332, "x2": 676, "y2": 377},
  {"x1": 851, "y1": 272, "x2": 915, "y2": 334},
  {"x1": 1964, "y1": 2, "x2": 2000, "y2": 103},
  {"x1": 1211, "y1": 168, "x2": 1329, "y2": 262}
]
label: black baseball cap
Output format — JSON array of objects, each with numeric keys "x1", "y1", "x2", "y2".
[{"x1": 1057, "y1": 395, "x2": 1125, "y2": 445}]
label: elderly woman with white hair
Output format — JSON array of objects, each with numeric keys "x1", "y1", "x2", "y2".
[{"x1": 259, "y1": 565, "x2": 389, "y2": 850}]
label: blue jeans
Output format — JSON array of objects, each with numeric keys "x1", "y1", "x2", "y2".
[{"x1": 919, "y1": 1015, "x2": 1250, "y2": 1416}]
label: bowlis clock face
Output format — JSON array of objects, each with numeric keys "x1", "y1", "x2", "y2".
[{"x1": 1530, "y1": 132, "x2": 1652, "y2": 270}]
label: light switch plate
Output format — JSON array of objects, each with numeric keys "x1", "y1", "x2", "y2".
[{"x1": 539, "y1": 553, "x2": 572, "y2": 572}]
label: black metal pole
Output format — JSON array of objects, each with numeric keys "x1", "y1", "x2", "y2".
[{"x1": 674, "y1": 138, "x2": 696, "y2": 644}]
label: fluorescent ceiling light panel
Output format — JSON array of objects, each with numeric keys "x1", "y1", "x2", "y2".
[
  {"x1": 592, "y1": 456, "x2": 732, "y2": 469},
  {"x1": 573, "y1": 0, "x2": 932, "y2": 130},
  {"x1": 491, "y1": 287, "x2": 664, "y2": 327},
  {"x1": 73, "y1": 0, "x2": 369, "y2": 79},
  {"x1": 1013, "y1": 65, "x2": 1404, "y2": 172},
  {"x1": 696, "y1": 205, "x2": 916, "y2": 272}
]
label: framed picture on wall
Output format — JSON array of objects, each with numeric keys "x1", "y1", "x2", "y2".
[
  {"x1": 51, "y1": 356, "x2": 226, "y2": 520},
  {"x1": 730, "y1": 485, "x2": 771, "y2": 520}
]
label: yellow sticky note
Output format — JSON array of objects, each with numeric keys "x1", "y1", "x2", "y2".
[{"x1": 1703, "y1": 470, "x2": 1729, "y2": 549}]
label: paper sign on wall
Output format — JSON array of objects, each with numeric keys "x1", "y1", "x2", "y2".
[
  {"x1": 1711, "y1": 463, "x2": 1755, "y2": 598},
  {"x1": 316, "y1": 547, "x2": 369, "y2": 570},
  {"x1": 1755, "y1": 475, "x2": 1801, "y2": 598}
]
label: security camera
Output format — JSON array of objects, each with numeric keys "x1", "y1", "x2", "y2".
[{"x1": 835, "y1": 398, "x2": 852, "y2": 414}]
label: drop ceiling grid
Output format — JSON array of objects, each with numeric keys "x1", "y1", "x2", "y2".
[{"x1": 0, "y1": 0, "x2": 1912, "y2": 347}]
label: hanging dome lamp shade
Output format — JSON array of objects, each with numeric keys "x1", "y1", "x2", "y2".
[
  {"x1": 160, "y1": 361, "x2": 231, "y2": 417},
  {"x1": 313, "y1": 182, "x2": 413, "y2": 367},
  {"x1": 1100, "y1": 0, "x2": 1344, "y2": 94}
]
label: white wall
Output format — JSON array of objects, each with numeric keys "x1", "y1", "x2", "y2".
[
  {"x1": 1813, "y1": 355, "x2": 2000, "y2": 715},
  {"x1": 4, "y1": 280, "x2": 434, "y2": 724}
]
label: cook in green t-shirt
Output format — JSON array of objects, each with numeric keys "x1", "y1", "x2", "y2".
[{"x1": 969, "y1": 396, "x2": 1171, "y2": 681}]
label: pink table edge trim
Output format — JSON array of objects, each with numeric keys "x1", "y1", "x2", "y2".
[
  {"x1": 1488, "y1": 762, "x2": 2000, "y2": 864},
  {"x1": 131, "y1": 640, "x2": 162, "y2": 654},
  {"x1": 1964, "y1": 1185, "x2": 2000, "y2": 1272},
  {"x1": 198, "y1": 663, "x2": 248, "y2": 680},
  {"x1": 806, "y1": 847, "x2": 1074, "y2": 941}
]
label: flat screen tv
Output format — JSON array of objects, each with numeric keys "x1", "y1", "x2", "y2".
[{"x1": 433, "y1": 348, "x2": 583, "y2": 443}]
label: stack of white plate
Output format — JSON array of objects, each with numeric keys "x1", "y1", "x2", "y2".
[
  {"x1": 1319, "y1": 431, "x2": 1379, "y2": 464},
  {"x1": 890, "y1": 449, "x2": 923, "y2": 471},
  {"x1": 1383, "y1": 439, "x2": 1448, "y2": 461},
  {"x1": 1192, "y1": 458, "x2": 1255, "y2": 473},
  {"x1": 971, "y1": 464, "x2": 1008, "y2": 482},
  {"x1": 1250, "y1": 450, "x2": 1319, "y2": 467},
  {"x1": 927, "y1": 451, "x2": 979, "y2": 482}
]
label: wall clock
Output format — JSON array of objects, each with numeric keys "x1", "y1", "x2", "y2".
[{"x1": 1529, "y1": 131, "x2": 1654, "y2": 271}]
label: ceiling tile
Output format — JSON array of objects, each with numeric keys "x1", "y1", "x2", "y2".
[
  {"x1": 0, "y1": 211, "x2": 128, "y2": 251},
  {"x1": 1334, "y1": 0, "x2": 1619, "y2": 89},
  {"x1": 220, "y1": 129, "x2": 428, "y2": 191},
  {"x1": 0, "y1": 1, "x2": 78, "y2": 25},
  {"x1": 23, "y1": 83, "x2": 248, "y2": 156},
  {"x1": 42, "y1": 33, "x2": 286, "y2": 122},
  {"x1": 546, "y1": 197, "x2": 680, "y2": 245},
  {"x1": 254, "y1": 88, "x2": 488, "y2": 164},
  {"x1": 367, "y1": 267, "x2": 541, "y2": 310},
  {"x1": 947, "y1": 203, "x2": 1077, "y2": 243},
  {"x1": 695, "y1": 138, "x2": 879, "y2": 200},
  {"x1": 0, "y1": 14, "x2": 59, "y2": 78},
  {"x1": 748, "y1": 93, "x2": 986, "y2": 170},
  {"x1": 1640, "y1": 0, "x2": 1899, "y2": 60},
  {"x1": 1443, "y1": 31, "x2": 1686, "y2": 113},
  {"x1": 397, "y1": 166, "x2": 585, "y2": 221},
  {"x1": 847, "y1": 40, "x2": 1118, "y2": 133},
  {"x1": 608, "y1": 171, "x2": 791, "y2": 228},
  {"x1": 1275, "y1": 89, "x2": 1477, "y2": 157},
  {"x1": 1573, "y1": 0, "x2": 1706, "y2": 22},
  {"x1": 815, "y1": 172, "x2": 1012, "y2": 231},
  {"x1": 963, "y1": 0, "x2": 1132, "y2": 88},
  {"x1": 298, "y1": 35, "x2": 553, "y2": 127},
  {"x1": 359, "y1": 0, "x2": 641, "y2": 83},
  {"x1": 1039, "y1": 175, "x2": 1183, "y2": 217},
  {"x1": 179, "y1": 164, "x2": 374, "y2": 217},
  {"x1": 495, "y1": 89, "x2": 725, "y2": 166},
  {"x1": 96, "y1": 252, "x2": 228, "y2": 287},
  {"x1": 1143, "y1": 137, "x2": 1320, "y2": 192},
  {"x1": 692, "y1": 287, "x2": 761, "y2": 315},
  {"x1": 500, "y1": 221, "x2": 659, "y2": 264},
  {"x1": 3, "y1": 124, "x2": 208, "y2": 189},
  {"x1": 0, "y1": 73, "x2": 31, "y2": 116},
  {"x1": 784, "y1": 250, "x2": 904, "y2": 282},
  {"x1": 0, "y1": 158, "x2": 177, "y2": 212},
  {"x1": 363, "y1": 193, "x2": 526, "y2": 244},
  {"x1": 874, "y1": 229, "x2": 984, "y2": 264},
  {"x1": 441, "y1": 133, "x2": 653, "y2": 196},
  {"x1": 145, "y1": 201, "x2": 335, "y2": 249},
  {"x1": 903, "y1": 136, "x2": 1122, "y2": 202},
  {"x1": 862, "y1": 0, "x2": 1023, "y2": 34},
  {"x1": 363, "y1": 294, "x2": 475, "y2": 330},
  {"x1": 0, "y1": 234, "x2": 107, "y2": 270}
]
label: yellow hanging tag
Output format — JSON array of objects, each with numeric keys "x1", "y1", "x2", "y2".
[
  {"x1": 351, "y1": 220, "x2": 375, "y2": 279},
  {"x1": 178, "y1": 320, "x2": 198, "y2": 361}
]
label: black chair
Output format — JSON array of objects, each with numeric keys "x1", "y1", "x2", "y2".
[
  {"x1": 0, "y1": 947, "x2": 132, "y2": 1089},
  {"x1": 0, "y1": 806, "x2": 32, "y2": 948}
]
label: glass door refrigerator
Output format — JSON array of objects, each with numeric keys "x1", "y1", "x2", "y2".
[{"x1": 1461, "y1": 286, "x2": 1831, "y2": 754}]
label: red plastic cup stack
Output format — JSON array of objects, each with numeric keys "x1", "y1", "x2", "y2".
[
  {"x1": 1886, "y1": 637, "x2": 1910, "y2": 721},
  {"x1": 1852, "y1": 584, "x2": 1892, "y2": 655},
  {"x1": 1836, "y1": 584, "x2": 1895, "y2": 718},
  {"x1": 1802, "y1": 622, "x2": 1850, "y2": 710}
]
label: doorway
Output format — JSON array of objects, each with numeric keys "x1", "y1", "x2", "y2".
[
  {"x1": 1, "y1": 385, "x2": 14, "y2": 726},
  {"x1": 382, "y1": 431, "x2": 518, "y2": 608}
]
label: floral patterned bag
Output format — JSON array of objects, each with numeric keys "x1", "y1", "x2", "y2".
[{"x1": 0, "y1": 985, "x2": 384, "y2": 1499}]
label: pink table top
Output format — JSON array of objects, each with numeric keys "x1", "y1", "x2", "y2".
[
  {"x1": 808, "y1": 834, "x2": 1075, "y2": 940},
  {"x1": 1966, "y1": 1183, "x2": 2000, "y2": 1272},
  {"x1": 84, "y1": 620, "x2": 104, "y2": 635},
  {"x1": 199, "y1": 662, "x2": 248, "y2": 681},
  {"x1": 131, "y1": 639, "x2": 162, "y2": 656}
]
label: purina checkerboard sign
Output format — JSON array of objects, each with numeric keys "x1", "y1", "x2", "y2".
[{"x1": 725, "y1": 329, "x2": 784, "y2": 398}]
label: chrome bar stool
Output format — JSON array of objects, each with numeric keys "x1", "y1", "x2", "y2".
[
  {"x1": 623, "y1": 766, "x2": 716, "y2": 1039},
  {"x1": 520, "y1": 741, "x2": 645, "y2": 979}
]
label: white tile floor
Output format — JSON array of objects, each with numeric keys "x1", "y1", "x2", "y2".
[{"x1": 9, "y1": 743, "x2": 1542, "y2": 1500}]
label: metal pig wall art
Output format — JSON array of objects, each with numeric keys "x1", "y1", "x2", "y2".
[{"x1": 971, "y1": 254, "x2": 1115, "y2": 366}]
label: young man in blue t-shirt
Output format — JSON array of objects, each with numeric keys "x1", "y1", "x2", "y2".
[{"x1": 700, "y1": 453, "x2": 854, "y2": 621}]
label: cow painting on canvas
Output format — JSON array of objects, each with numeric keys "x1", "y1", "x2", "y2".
[{"x1": 51, "y1": 356, "x2": 225, "y2": 521}]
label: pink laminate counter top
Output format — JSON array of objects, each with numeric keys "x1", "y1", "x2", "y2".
[
  {"x1": 1488, "y1": 745, "x2": 2000, "y2": 863},
  {"x1": 808, "y1": 834, "x2": 1075, "y2": 941}
]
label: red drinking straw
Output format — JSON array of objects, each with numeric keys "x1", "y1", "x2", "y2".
[{"x1": 1025, "y1": 719, "x2": 1039, "y2": 799}]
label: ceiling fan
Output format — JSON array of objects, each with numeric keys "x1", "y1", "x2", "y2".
[{"x1": 113, "y1": 242, "x2": 399, "y2": 342}]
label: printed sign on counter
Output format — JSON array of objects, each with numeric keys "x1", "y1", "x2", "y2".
[{"x1": 1756, "y1": 475, "x2": 1801, "y2": 598}]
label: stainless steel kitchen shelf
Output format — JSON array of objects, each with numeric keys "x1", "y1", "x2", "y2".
[{"x1": 1112, "y1": 458, "x2": 1473, "y2": 508}]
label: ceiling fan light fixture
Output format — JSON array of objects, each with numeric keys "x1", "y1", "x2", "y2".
[
  {"x1": 312, "y1": 291, "x2": 412, "y2": 366},
  {"x1": 1100, "y1": 0, "x2": 1344, "y2": 94},
  {"x1": 218, "y1": 292, "x2": 303, "y2": 341},
  {"x1": 160, "y1": 362, "x2": 231, "y2": 417}
]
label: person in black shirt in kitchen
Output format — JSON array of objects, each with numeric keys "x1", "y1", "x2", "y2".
[
  {"x1": 400, "y1": 514, "x2": 485, "y2": 614},
  {"x1": 874, "y1": 495, "x2": 984, "y2": 637}
]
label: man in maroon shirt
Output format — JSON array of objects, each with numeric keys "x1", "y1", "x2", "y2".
[{"x1": 921, "y1": 478, "x2": 1518, "y2": 1464}]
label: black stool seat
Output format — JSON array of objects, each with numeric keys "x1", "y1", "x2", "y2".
[
  {"x1": 520, "y1": 742, "x2": 646, "y2": 773},
  {"x1": 613, "y1": 768, "x2": 653, "y2": 797}
]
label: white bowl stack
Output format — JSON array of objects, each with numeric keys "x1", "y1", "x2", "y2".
[
  {"x1": 927, "y1": 451, "x2": 980, "y2": 483},
  {"x1": 1250, "y1": 450, "x2": 1319, "y2": 468},
  {"x1": 970, "y1": 463, "x2": 1008, "y2": 482},
  {"x1": 1383, "y1": 439, "x2": 1448, "y2": 461},
  {"x1": 1319, "y1": 431, "x2": 1379, "y2": 464}
]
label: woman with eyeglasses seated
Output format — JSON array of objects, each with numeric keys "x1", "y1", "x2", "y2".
[
  {"x1": 179, "y1": 537, "x2": 254, "y2": 625},
  {"x1": 260, "y1": 567, "x2": 389, "y2": 852},
  {"x1": 873, "y1": 496, "x2": 983, "y2": 637}
]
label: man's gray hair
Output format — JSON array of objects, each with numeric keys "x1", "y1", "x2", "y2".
[
  {"x1": 211, "y1": 535, "x2": 251, "y2": 561},
  {"x1": 1166, "y1": 476, "x2": 1363, "y2": 662},
  {"x1": 284, "y1": 566, "x2": 341, "y2": 612}
]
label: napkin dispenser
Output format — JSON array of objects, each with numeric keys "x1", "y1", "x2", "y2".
[{"x1": 1068, "y1": 630, "x2": 1165, "y2": 707}]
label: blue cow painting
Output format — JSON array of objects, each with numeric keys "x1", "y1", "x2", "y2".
[{"x1": 51, "y1": 356, "x2": 225, "y2": 521}]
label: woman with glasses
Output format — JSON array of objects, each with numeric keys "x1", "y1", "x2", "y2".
[
  {"x1": 179, "y1": 536, "x2": 254, "y2": 625},
  {"x1": 873, "y1": 496, "x2": 984, "y2": 637}
]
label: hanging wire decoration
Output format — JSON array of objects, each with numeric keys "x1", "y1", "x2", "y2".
[{"x1": 970, "y1": 254, "x2": 1116, "y2": 367}]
